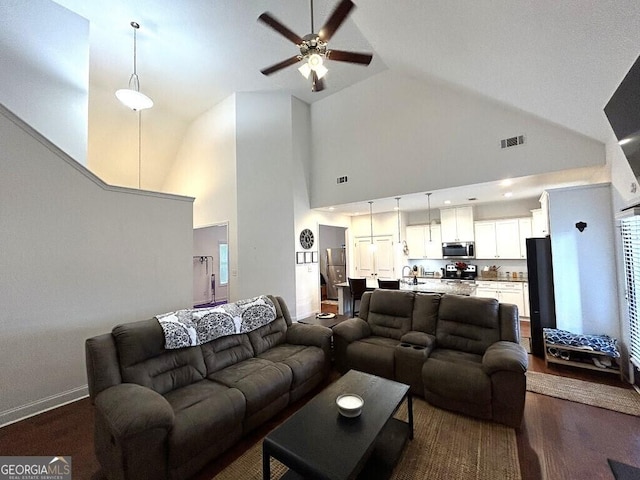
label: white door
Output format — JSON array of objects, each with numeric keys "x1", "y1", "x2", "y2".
[
  {"x1": 455, "y1": 206, "x2": 475, "y2": 241},
  {"x1": 374, "y1": 236, "x2": 395, "y2": 279},
  {"x1": 518, "y1": 217, "x2": 532, "y2": 259},
  {"x1": 355, "y1": 237, "x2": 375, "y2": 279}
]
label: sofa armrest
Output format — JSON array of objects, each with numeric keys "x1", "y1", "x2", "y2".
[
  {"x1": 287, "y1": 323, "x2": 332, "y2": 349},
  {"x1": 95, "y1": 383, "x2": 174, "y2": 439},
  {"x1": 332, "y1": 318, "x2": 371, "y2": 343},
  {"x1": 482, "y1": 341, "x2": 528, "y2": 375},
  {"x1": 400, "y1": 331, "x2": 436, "y2": 349}
]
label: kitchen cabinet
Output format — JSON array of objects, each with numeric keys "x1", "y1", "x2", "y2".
[
  {"x1": 440, "y1": 206, "x2": 474, "y2": 242},
  {"x1": 405, "y1": 224, "x2": 442, "y2": 259},
  {"x1": 474, "y1": 218, "x2": 528, "y2": 259},
  {"x1": 531, "y1": 208, "x2": 549, "y2": 237},
  {"x1": 474, "y1": 281, "x2": 525, "y2": 314},
  {"x1": 354, "y1": 235, "x2": 395, "y2": 280},
  {"x1": 519, "y1": 218, "x2": 532, "y2": 259}
]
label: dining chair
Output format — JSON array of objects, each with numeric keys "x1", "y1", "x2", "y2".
[
  {"x1": 377, "y1": 279, "x2": 400, "y2": 290},
  {"x1": 348, "y1": 277, "x2": 368, "y2": 317}
]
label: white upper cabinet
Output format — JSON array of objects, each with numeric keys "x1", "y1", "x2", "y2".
[
  {"x1": 531, "y1": 208, "x2": 549, "y2": 236},
  {"x1": 405, "y1": 224, "x2": 442, "y2": 259},
  {"x1": 440, "y1": 206, "x2": 474, "y2": 242},
  {"x1": 474, "y1": 217, "x2": 531, "y2": 259}
]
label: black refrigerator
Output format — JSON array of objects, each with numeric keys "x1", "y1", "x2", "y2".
[{"x1": 526, "y1": 237, "x2": 557, "y2": 357}]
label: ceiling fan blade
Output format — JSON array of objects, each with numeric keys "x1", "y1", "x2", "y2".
[
  {"x1": 258, "y1": 13, "x2": 304, "y2": 45},
  {"x1": 318, "y1": 0, "x2": 355, "y2": 42},
  {"x1": 260, "y1": 56, "x2": 301, "y2": 76},
  {"x1": 327, "y1": 49, "x2": 373, "y2": 65},
  {"x1": 312, "y1": 71, "x2": 325, "y2": 92}
]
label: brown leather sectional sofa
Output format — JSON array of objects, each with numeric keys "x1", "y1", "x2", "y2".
[
  {"x1": 85, "y1": 295, "x2": 332, "y2": 480},
  {"x1": 332, "y1": 289, "x2": 528, "y2": 428}
]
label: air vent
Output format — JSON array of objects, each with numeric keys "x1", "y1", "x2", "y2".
[
  {"x1": 337, "y1": 176, "x2": 348, "y2": 184},
  {"x1": 500, "y1": 135, "x2": 526, "y2": 149}
]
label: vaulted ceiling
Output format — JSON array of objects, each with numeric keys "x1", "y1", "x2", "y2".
[{"x1": 51, "y1": 0, "x2": 640, "y2": 209}]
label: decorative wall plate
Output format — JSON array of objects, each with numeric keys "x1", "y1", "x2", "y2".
[{"x1": 299, "y1": 228, "x2": 314, "y2": 249}]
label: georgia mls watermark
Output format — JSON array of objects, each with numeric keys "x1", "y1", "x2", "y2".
[{"x1": 0, "y1": 456, "x2": 71, "y2": 480}]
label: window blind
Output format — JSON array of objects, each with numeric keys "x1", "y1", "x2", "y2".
[{"x1": 620, "y1": 215, "x2": 640, "y2": 369}]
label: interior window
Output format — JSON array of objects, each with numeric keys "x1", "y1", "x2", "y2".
[{"x1": 219, "y1": 242, "x2": 229, "y2": 285}]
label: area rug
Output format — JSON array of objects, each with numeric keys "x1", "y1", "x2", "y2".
[
  {"x1": 526, "y1": 371, "x2": 640, "y2": 416},
  {"x1": 214, "y1": 397, "x2": 521, "y2": 480}
]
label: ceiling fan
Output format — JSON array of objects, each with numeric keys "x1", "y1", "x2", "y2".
[{"x1": 258, "y1": 0, "x2": 373, "y2": 92}]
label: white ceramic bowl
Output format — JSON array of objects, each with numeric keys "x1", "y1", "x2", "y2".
[{"x1": 336, "y1": 394, "x2": 364, "y2": 417}]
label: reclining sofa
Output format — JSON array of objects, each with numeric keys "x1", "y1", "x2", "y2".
[
  {"x1": 85, "y1": 295, "x2": 332, "y2": 480},
  {"x1": 332, "y1": 289, "x2": 528, "y2": 427}
]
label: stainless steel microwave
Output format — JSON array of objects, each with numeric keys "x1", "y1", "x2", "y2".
[{"x1": 442, "y1": 242, "x2": 475, "y2": 259}]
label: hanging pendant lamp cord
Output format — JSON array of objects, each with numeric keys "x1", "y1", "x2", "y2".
[
  {"x1": 310, "y1": 0, "x2": 315, "y2": 32},
  {"x1": 138, "y1": 111, "x2": 142, "y2": 189}
]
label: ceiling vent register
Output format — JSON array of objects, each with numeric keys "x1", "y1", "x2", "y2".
[{"x1": 500, "y1": 135, "x2": 526, "y2": 149}]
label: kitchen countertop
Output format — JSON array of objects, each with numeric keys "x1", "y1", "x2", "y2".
[{"x1": 405, "y1": 276, "x2": 528, "y2": 283}]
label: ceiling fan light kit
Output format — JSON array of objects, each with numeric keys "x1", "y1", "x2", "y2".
[
  {"x1": 258, "y1": 0, "x2": 373, "y2": 92},
  {"x1": 116, "y1": 21, "x2": 153, "y2": 111}
]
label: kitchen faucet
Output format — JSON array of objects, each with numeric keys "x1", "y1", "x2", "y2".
[{"x1": 402, "y1": 265, "x2": 412, "y2": 278}]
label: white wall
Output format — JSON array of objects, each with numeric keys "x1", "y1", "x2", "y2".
[
  {"x1": 310, "y1": 70, "x2": 605, "y2": 209},
  {"x1": 163, "y1": 94, "x2": 238, "y2": 300},
  {"x1": 0, "y1": 105, "x2": 193, "y2": 426},
  {"x1": 235, "y1": 93, "x2": 297, "y2": 310},
  {"x1": 547, "y1": 183, "x2": 620, "y2": 337},
  {"x1": 0, "y1": 0, "x2": 88, "y2": 165}
]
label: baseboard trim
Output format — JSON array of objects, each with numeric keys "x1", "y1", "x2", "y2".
[{"x1": 0, "y1": 385, "x2": 89, "y2": 428}]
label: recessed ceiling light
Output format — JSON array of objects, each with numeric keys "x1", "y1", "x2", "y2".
[
  {"x1": 444, "y1": 200, "x2": 451, "y2": 205},
  {"x1": 504, "y1": 192, "x2": 513, "y2": 198},
  {"x1": 619, "y1": 138, "x2": 632, "y2": 146},
  {"x1": 501, "y1": 179, "x2": 513, "y2": 187},
  {"x1": 328, "y1": 206, "x2": 335, "y2": 211}
]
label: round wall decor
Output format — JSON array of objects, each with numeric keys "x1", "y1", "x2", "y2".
[{"x1": 299, "y1": 229, "x2": 314, "y2": 249}]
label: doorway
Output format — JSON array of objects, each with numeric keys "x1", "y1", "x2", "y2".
[
  {"x1": 318, "y1": 224, "x2": 347, "y2": 314},
  {"x1": 193, "y1": 223, "x2": 229, "y2": 307}
]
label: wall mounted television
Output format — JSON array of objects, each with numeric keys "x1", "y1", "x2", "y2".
[{"x1": 604, "y1": 55, "x2": 640, "y2": 183}]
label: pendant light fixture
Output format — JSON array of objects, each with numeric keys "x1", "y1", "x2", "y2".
[
  {"x1": 395, "y1": 197, "x2": 401, "y2": 242},
  {"x1": 396, "y1": 197, "x2": 409, "y2": 256},
  {"x1": 368, "y1": 201, "x2": 377, "y2": 251},
  {"x1": 115, "y1": 21, "x2": 154, "y2": 111},
  {"x1": 426, "y1": 192, "x2": 433, "y2": 242},
  {"x1": 297, "y1": 0, "x2": 329, "y2": 81}
]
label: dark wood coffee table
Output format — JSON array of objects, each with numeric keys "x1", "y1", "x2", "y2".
[{"x1": 262, "y1": 370, "x2": 413, "y2": 480}]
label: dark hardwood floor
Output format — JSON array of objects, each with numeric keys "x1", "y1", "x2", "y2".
[{"x1": 1, "y1": 321, "x2": 638, "y2": 480}]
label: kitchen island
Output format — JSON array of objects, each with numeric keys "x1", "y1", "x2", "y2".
[{"x1": 335, "y1": 279, "x2": 476, "y2": 317}]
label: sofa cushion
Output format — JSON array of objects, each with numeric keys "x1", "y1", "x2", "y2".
[
  {"x1": 248, "y1": 317, "x2": 288, "y2": 355},
  {"x1": 165, "y1": 380, "x2": 245, "y2": 470},
  {"x1": 208, "y1": 358, "x2": 292, "y2": 416},
  {"x1": 346, "y1": 336, "x2": 399, "y2": 380},
  {"x1": 113, "y1": 319, "x2": 206, "y2": 395},
  {"x1": 422, "y1": 349, "x2": 490, "y2": 405},
  {"x1": 412, "y1": 293, "x2": 441, "y2": 334},
  {"x1": 258, "y1": 344, "x2": 326, "y2": 391},
  {"x1": 366, "y1": 290, "x2": 415, "y2": 339},
  {"x1": 201, "y1": 333, "x2": 255, "y2": 374},
  {"x1": 436, "y1": 295, "x2": 501, "y2": 355}
]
